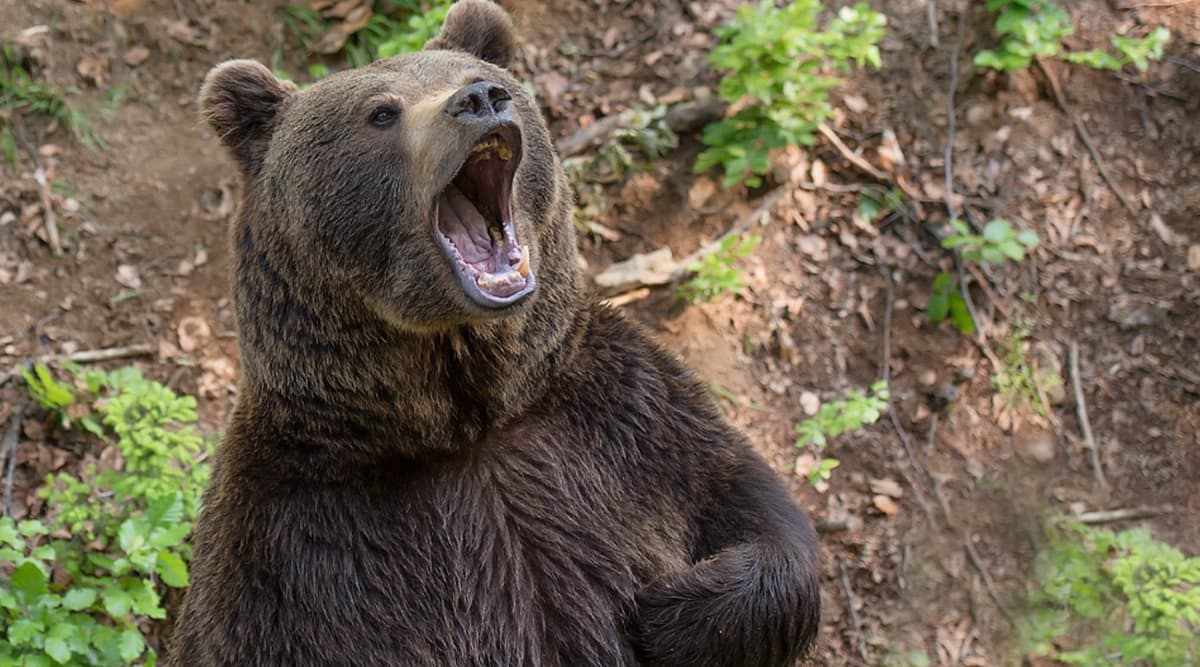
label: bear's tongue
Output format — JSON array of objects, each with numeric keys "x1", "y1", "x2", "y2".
[{"x1": 436, "y1": 183, "x2": 527, "y2": 298}]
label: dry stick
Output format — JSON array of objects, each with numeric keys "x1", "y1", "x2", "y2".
[
  {"x1": 873, "y1": 247, "x2": 928, "y2": 482},
  {"x1": 1069, "y1": 341, "x2": 1108, "y2": 488},
  {"x1": 555, "y1": 98, "x2": 727, "y2": 159},
  {"x1": 839, "y1": 562, "x2": 869, "y2": 662},
  {"x1": 60, "y1": 343, "x2": 155, "y2": 364},
  {"x1": 1035, "y1": 57, "x2": 1137, "y2": 215},
  {"x1": 816, "y1": 122, "x2": 888, "y2": 181},
  {"x1": 942, "y1": 8, "x2": 1003, "y2": 371},
  {"x1": 1074, "y1": 506, "x2": 1174, "y2": 524},
  {"x1": 2, "y1": 404, "x2": 25, "y2": 517},
  {"x1": 33, "y1": 167, "x2": 62, "y2": 256},
  {"x1": 931, "y1": 481, "x2": 1016, "y2": 626},
  {"x1": 926, "y1": 0, "x2": 939, "y2": 47}
]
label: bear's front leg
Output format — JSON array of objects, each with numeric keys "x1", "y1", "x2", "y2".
[{"x1": 632, "y1": 455, "x2": 821, "y2": 667}]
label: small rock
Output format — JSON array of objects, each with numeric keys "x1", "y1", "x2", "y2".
[
  {"x1": 916, "y1": 369, "x2": 938, "y2": 389},
  {"x1": 123, "y1": 45, "x2": 151, "y2": 67},
  {"x1": 115, "y1": 264, "x2": 142, "y2": 289},
  {"x1": 1013, "y1": 425, "x2": 1055, "y2": 463},
  {"x1": 799, "y1": 391, "x2": 820, "y2": 417},
  {"x1": 688, "y1": 177, "x2": 716, "y2": 209},
  {"x1": 1188, "y1": 245, "x2": 1200, "y2": 271},
  {"x1": 1107, "y1": 295, "x2": 1168, "y2": 330}
]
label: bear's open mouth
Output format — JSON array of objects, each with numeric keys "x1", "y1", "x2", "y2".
[{"x1": 434, "y1": 124, "x2": 535, "y2": 308}]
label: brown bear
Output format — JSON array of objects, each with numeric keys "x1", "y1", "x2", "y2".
[{"x1": 168, "y1": 2, "x2": 821, "y2": 665}]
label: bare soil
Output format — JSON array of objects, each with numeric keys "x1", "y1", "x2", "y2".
[{"x1": 1, "y1": 0, "x2": 1197, "y2": 664}]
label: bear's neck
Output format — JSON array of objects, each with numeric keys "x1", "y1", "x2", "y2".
[{"x1": 226, "y1": 222, "x2": 582, "y2": 472}]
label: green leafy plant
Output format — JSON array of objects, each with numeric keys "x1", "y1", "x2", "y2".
[
  {"x1": 2, "y1": 366, "x2": 211, "y2": 666},
  {"x1": 926, "y1": 271, "x2": 975, "y2": 335},
  {"x1": 1, "y1": 45, "x2": 99, "y2": 169},
  {"x1": 676, "y1": 233, "x2": 761, "y2": 304},
  {"x1": 976, "y1": 0, "x2": 1170, "y2": 73},
  {"x1": 280, "y1": 0, "x2": 451, "y2": 75},
  {"x1": 991, "y1": 325, "x2": 1061, "y2": 418},
  {"x1": 855, "y1": 186, "x2": 907, "y2": 225},
  {"x1": 696, "y1": 0, "x2": 886, "y2": 188},
  {"x1": 942, "y1": 219, "x2": 1038, "y2": 265},
  {"x1": 794, "y1": 381, "x2": 889, "y2": 486},
  {"x1": 1021, "y1": 521, "x2": 1200, "y2": 666}
]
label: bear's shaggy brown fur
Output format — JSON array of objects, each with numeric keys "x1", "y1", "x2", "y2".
[{"x1": 168, "y1": 2, "x2": 821, "y2": 665}]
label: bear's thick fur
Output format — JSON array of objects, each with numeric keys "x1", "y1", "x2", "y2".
[{"x1": 168, "y1": 2, "x2": 821, "y2": 665}]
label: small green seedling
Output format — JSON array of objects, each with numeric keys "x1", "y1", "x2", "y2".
[
  {"x1": 794, "y1": 381, "x2": 888, "y2": 487},
  {"x1": 696, "y1": 0, "x2": 886, "y2": 188},
  {"x1": 676, "y1": 233, "x2": 761, "y2": 304},
  {"x1": 927, "y1": 271, "x2": 975, "y2": 335},
  {"x1": 942, "y1": 219, "x2": 1038, "y2": 265}
]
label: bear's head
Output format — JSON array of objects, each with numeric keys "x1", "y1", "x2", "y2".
[{"x1": 199, "y1": 0, "x2": 576, "y2": 334}]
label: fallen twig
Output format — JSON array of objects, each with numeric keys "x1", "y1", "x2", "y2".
[
  {"x1": 555, "y1": 98, "x2": 726, "y2": 158},
  {"x1": 1069, "y1": 341, "x2": 1108, "y2": 488},
  {"x1": 602, "y1": 288, "x2": 650, "y2": 308},
  {"x1": 1036, "y1": 57, "x2": 1137, "y2": 215},
  {"x1": 839, "y1": 562, "x2": 868, "y2": 662},
  {"x1": 932, "y1": 480, "x2": 1016, "y2": 626},
  {"x1": 1072, "y1": 505, "x2": 1174, "y2": 524},
  {"x1": 33, "y1": 167, "x2": 62, "y2": 256},
  {"x1": 59, "y1": 343, "x2": 155, "y2": 364},
  {"x1": 2, "y1": 403, "x2": 25, "y2": 517},
  {"x1": 816, "y1": 122, "x2": 888, "y2": 181}
]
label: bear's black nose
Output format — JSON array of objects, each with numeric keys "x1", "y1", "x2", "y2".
[{"x1": 447, "y1": 81, "x2": 511, "y2": 119}]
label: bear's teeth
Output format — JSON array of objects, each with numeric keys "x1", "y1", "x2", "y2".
[{"x1": 516, "y1": 246, "x2": 530, "y2": 277}]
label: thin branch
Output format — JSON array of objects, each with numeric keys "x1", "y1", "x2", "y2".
[
  {"x1": 33, "y1": 167, "x2": 61, "y2": 256},
  {"x1": 1073, "y1": 506, "x2": 1174, "y2": 524},
  {"x1": 1035, "y1": 57, "x2": 1137, "y2": 215},
  {"x1": 59, "y1": 343, "x2": 155, "y2": 364},
  {"x1": 839, "y1": 562, "x2": 869, "y2": 662},
  {"x1": 2, "y1": 404, "x2": 25, "y2": 518},
  {"x1": 1069, "y1": 341, "x2": 1108, "y2": 488},
  {"x1": 816, "y1": 122, "x2": 888, "y2": 181},
  {"x1": 555, "y1": 98, "x2": 726, "y2": 158}
]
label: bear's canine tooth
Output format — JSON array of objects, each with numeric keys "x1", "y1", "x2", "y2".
[{"x1": 516, "y1": 246, "x2": 530, "y2": 277}]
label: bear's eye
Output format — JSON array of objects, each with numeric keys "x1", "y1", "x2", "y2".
[{"x1": 369, "y1": 106, "x2": 399, "y2": 128}]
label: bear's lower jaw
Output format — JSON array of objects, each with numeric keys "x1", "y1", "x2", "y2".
[{"x1": 434, "y1": 127, "x2": 535, "y2": 309}]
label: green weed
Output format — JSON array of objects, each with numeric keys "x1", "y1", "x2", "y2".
[
  {"x1": 696, "y1": 0, "x2": 886, "y2": 188},
  {"x1": 976, "y1": 0, "x2": 1170, "y2": 73},
  {"x1": 942, "y1": 219, "x2": 1038, "y2": 265},
  {"x1": 676, "y1": 233, "x2": 761, "y2": 304},
  {"x1": 794, "y1": 381, "x2": 889, "y2": 487},
  {"x1": 926, "y1": 271, "x2": 975, "y2": 335},
  {"x1": 2, "y1": 366, "x2": 211, "y2": 666},
  {"x1": 991, "y1": 326, "x2": 1061, "y2": 418},
  {"x1": 1021, "y1": 521, "x2": 1200, "y2": 665},
  {"x1": 1, "y1": 45, "x2": 99, "y2": 169}
]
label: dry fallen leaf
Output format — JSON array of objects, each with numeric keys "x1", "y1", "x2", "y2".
[
  {"x1": 869, "y1": 477, "x2": 904, "y2": 499},
  {"x1": 123, "y1": 46, "x2": 151, "y2": 67},
  {"x1": 593, "y1": 247, "x2": 677, "y2": 295},
  {"x1": 177, "y1": 316, "x2": 212, "y2": 353},
  {"x1": 115, "y1": 264, "x2": 142, "y2": 289},
  {"x1": 872, "y1": 494, "x2": 900, "y2": 516}
]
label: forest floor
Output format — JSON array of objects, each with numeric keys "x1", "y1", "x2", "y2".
[{"x1": 1, "y1": 0, "x2": 1198, "y2": 664}]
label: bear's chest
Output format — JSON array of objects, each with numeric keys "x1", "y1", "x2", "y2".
[{"x1": 260, "y1": 443, "x2": 676, "y2": 666}]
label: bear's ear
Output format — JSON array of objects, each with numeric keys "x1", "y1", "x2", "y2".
[
  {"x1": 424, "y1": 0, "x2": 517, "y2": 68},
  {"x1": 199, "y1": 59, "x2": 297, "y2": 175}
]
